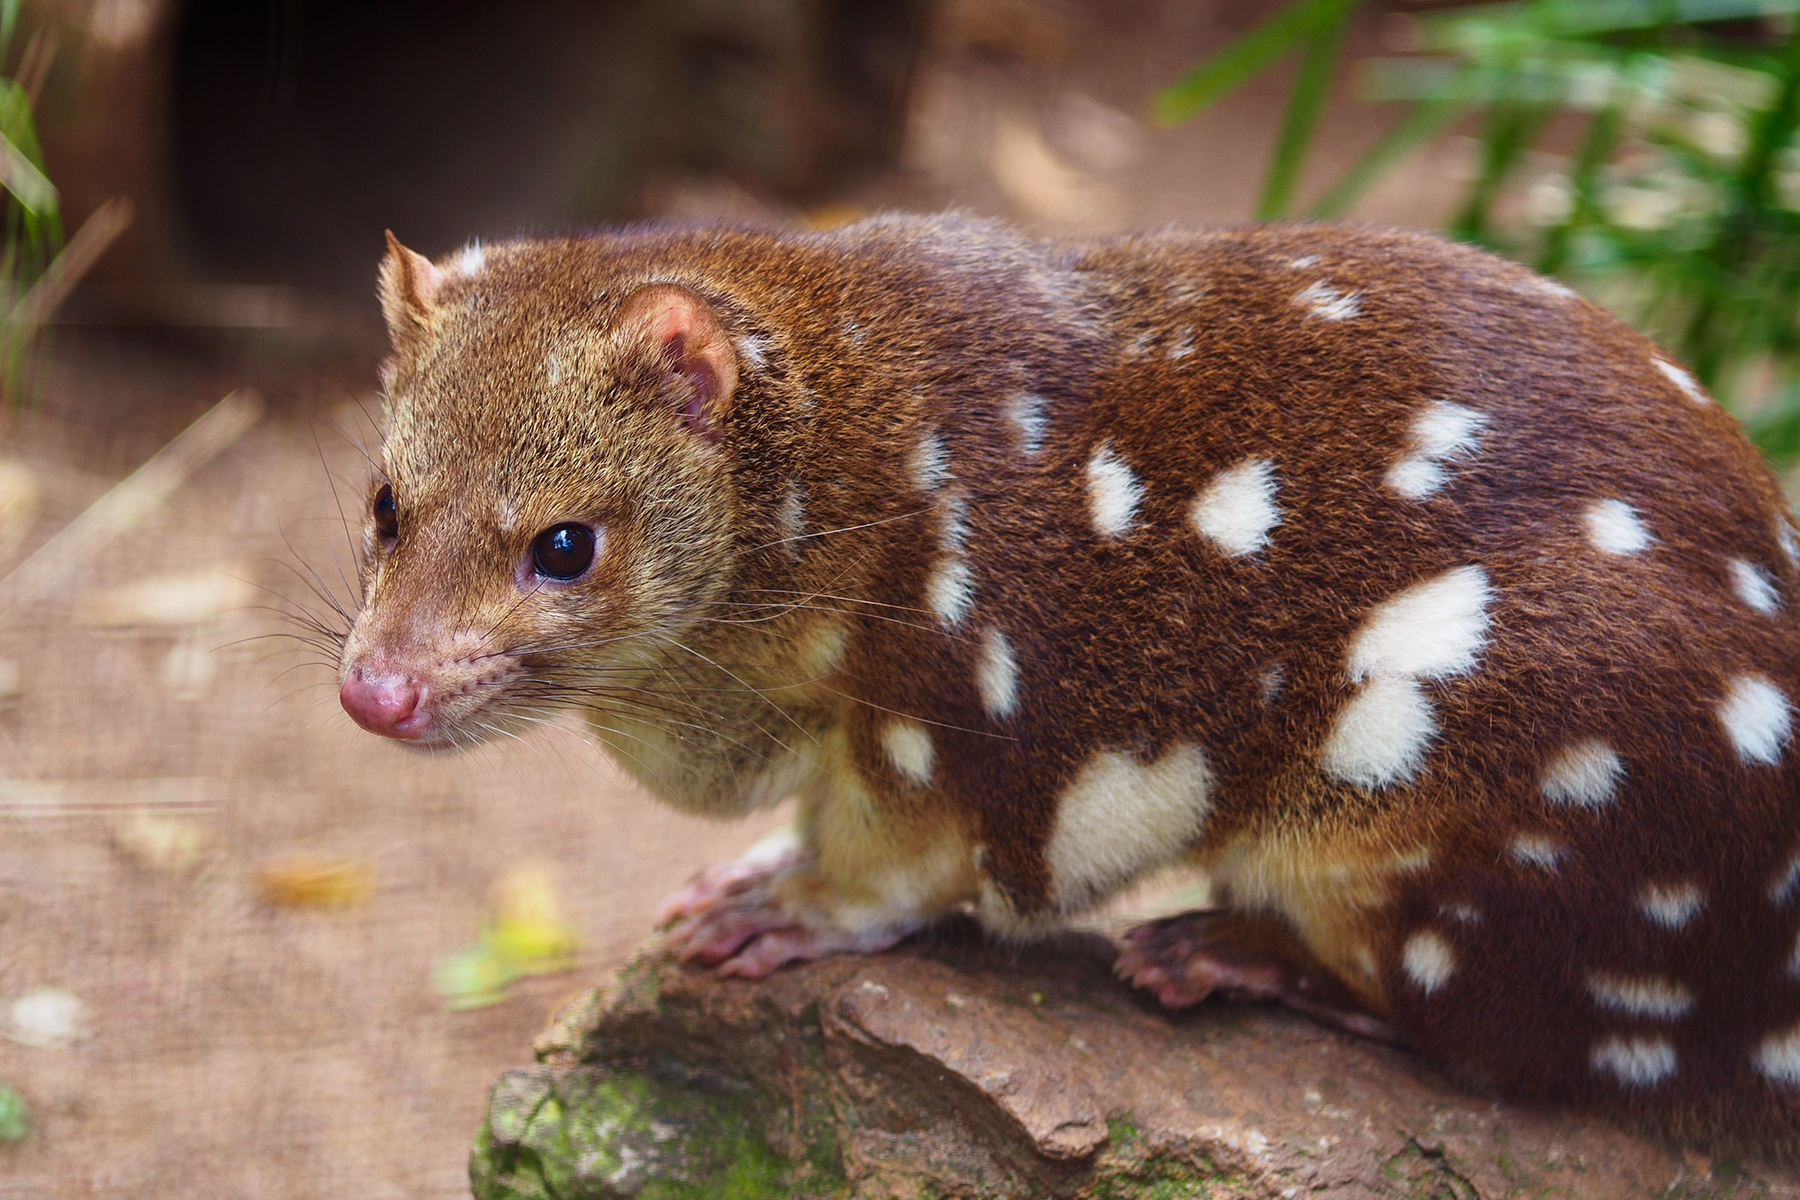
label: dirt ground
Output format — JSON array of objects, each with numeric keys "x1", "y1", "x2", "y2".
[{"x1": 0, "y1": 4, "x2": 1471, "y2": 1196}]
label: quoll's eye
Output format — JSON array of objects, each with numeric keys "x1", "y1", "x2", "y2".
[
  {"x1": 373, "y1": 484, "x2": 398, "y2": 540},
  {"x1": 532, "y1": 522, "x2": 597, "y2": 580}
]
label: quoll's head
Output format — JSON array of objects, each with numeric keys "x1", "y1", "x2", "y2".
[{"x1": 337, "y1": 233, "x2": 745, "y2": 747}]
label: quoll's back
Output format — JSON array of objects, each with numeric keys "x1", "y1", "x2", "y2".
[{"x1": 338, "y1": 216, "x2": 1800, "y2": 1152}]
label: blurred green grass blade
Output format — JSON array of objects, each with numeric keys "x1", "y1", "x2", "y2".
[
  {"x1": 0, "y1": 129, "x2": 53, "y2": 217},
  {"x1": 1155, "y1": 0, "x2": 1360, "y2": 126},
  {"x1": 1418, "y1": 0, "x2": 1800, "y2": 50},
  {"x1": 1451, "y1": 101, "x2": 1555, "y2": 243},
  {"x1": 1258, "y1": 4, "x2": 1356, "y2": 218},
  {"x1": 1311, "y1": 96, "x2": 1470, "y2": 217}
]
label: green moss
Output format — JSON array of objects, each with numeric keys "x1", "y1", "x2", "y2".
[{"x1": 471, "y1": 1066, "x2": 846, "y2": 1200}]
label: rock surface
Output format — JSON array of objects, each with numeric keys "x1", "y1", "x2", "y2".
[{"x1": 471, "y1": 923, "x2": 1797, "y2": 1198}]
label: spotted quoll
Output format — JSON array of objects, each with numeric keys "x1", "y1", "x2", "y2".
[{"x1": 338, "y1": 214, "x2": 1800, "y2": 1152}]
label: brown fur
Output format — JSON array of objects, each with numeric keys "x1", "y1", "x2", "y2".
[{"x1": 341, "y1": 214, "x2": 1800, "y2": 1154}]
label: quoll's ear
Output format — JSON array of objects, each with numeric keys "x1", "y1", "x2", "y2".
[
  {"x1": 615, "y1": 283, "x2": 739, "y2": 442},
  {"x1": 378, "y1": 230, "x2": 446, "y2": 352}
]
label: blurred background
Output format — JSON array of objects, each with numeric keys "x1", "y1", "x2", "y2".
[{"x1": 0, "y1": 0, "x2": 1796, "y2": 1195}]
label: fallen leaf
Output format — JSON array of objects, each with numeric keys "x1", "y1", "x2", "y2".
[
  {"x1": 0, "y1": 1082, "x2": 28, "y2": 1144},
  {"x1": 433, "y1": 864, "x2": 582, "y2": 1010},
  {"x1": 112, "y1": 809, "x2": 212, "y2": 874},
  {"x1": 258, "y1": 857, "x2": 374, "y2": 908},
  {"x1": 6, "y1": 988, "x2": 88, "y2": 1048}
]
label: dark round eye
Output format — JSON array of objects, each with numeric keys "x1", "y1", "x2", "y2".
[
  {"x1": 531, "y1": 522, "x2": 596, "y2": 580},
  {"x1": 372, "y1": 484, "x2": 398, "y2": 540}
]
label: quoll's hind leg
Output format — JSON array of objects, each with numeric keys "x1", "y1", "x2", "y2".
[
  {"x1": 656, "y1": 826, "x2": 937, "y2": 979},
  {"x1": 1117, "y1": 910, "x2": 1404, "y2": 1044}
]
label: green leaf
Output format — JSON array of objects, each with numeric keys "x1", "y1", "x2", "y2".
[
  {"x1": 1259, "y1": 3, "x2": 1357, "y2": 218},
  {"x1": 1311, "y1": 96, "x2": 1471, "y2": 218},
  {"x1": 1154, "y1": 0, "x2": 1361, "y2": 126}
]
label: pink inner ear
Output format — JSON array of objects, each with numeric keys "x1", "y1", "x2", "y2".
[{"x1": 618, "y1": 283, "x2": 739, "y2": 442}]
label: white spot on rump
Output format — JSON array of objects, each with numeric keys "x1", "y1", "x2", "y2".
[
  {"x1": 976, "y1": 628, "x2": 1019, "y2": 719},
  {"x1": 1592, "y1": 1036, "x2": 1677, "y2": 1085},
  {"x1": 1190, "y1": 458, "x2": 1281, "y2": 557},
  {"x1": 1320, "y1": 674, "x2": 1436, "y2": 788},
  {"x1": 1717, "y1": 673, "x2": 1793, "y2": 766},
  {"x1": 1584, "y1": 499, "x2": 1653, "y2": 556},
  {"x1": 1771, "y1": 849, "x2": 1800, "y2": 905},
  {"x1": 1509, "y1": 834, "x2": 1567, "y2": 870},
  {"x1": 881, "y1": 719, "x2": 935, "y2": 788},
  {"x1": 1346, "y1": 565, "x2": 1494, "y2": 682},
  {"x1": 1756, "y1": 1025, "x2": 1800, "y2": 1085},
  {"x1": 1321, "y1": 565, "x2": 1493, "y2": 789},
  {"x1": 1294, "y1": 279, "x2": 1360, "y2": 322},
  {"x1": 1586, "y1": 973, "x2": 1695, "y2": 1019},
  {"x1": 1167, "y1": 327, "x2": 1195, "y2": 360},
  {"x1": 1653, "y1": 357, "x2": 1709, "y2": 404},
  {"x1": 1289, "y1": 254, "x2": 1320, "y2": 269},
  {"x1": 1732, "y1": 558, "x2": 1780, "y2": 613},
  {"x1": 1539, "y1": 740, "x2": 1624, "y2": 807},
  {"x1": 1046, "y1": 743, "x2": 1214, "y2": 911},
  {"x1": 1007, "y1": 392, "x2": 1048, "y2": 456},
  {"x1": 1780, "y1": 518, "x2": 1800, "y2": 571},
  {"x1": 910, "y1": 429, "x2": 950, "y2": 493},
  {"x1": 1386, "y1": 401, "x2": 1488, "y2": 501},
  {"x1": 1086, "y1": 440, "x2": 1143, "y2": 539},
  {"x1": 926, "y1": 557, "x2": 975, "y2": 627},
  {"x1": 1402, "y1": 929, "x2": 1455, "y2": 994},
  {"x1": 1639, "y1": 881, "x2": 1704, "y2": 929},
  {"x1": 454, "y1": 241, "x2": 486, "y2": 275},
  {"x1": 778, "y1": 479, "x2": 806, "y2": 550}
]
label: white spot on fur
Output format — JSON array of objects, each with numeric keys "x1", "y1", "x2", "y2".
[
  {"x1": 546, "y1": 352, "x2": 561, "y2": 386},
  {"x1": 1539, "y1": 740, "x2": 1624, "y2": 807},
  {"x1": 1639, "y1": 881, "x2": 1704, "y2": 928},
  {"x1": 1509, "y1": 834, "x2": 1566, "y2": 870},
  {"x1": 1771, "y1": 850, "x2": 1800, "y2": 905},
  {"x1": 1718, "y1": 673, "x2": 1793, "y2": 765},
  {"x1": 1584, "y1": 499, "x2": 1653, "y2": 556},
  {"x1": 1321, "y1": 565, "x2": 1493, "y2": 788},
  {"x1": 1294, "y1": 280, "x2": 1360, "y2": 322},
  {"x1": 1402, "y1": 930, "x2": 1455, "y2": 994},
  {"x1": 976, "y1": 628, "x2": 1019, "y2": 719},
  {"x1": 1592, "y1": 1036, "x2": 1677, "y2": 1085},
  {"x1": 881, "y1": 720, "x2": 935, "y2": 788},
  {"x1": 1353, "y1": 945, "x2": 1378, "y2": 978},
  {"x1": 1046, "y1": 743, "x2": 1214, "y2": 912},
  {"x1": 1757, "y1": 1025, "x2": 1800, "y2": 1085},
  {"x1": 1258, "y1": 663, "x2": 1285, "y2": 703},
  {"x1": 926, "y1": 557, "x2": 975, "y2": 627},
  {"x1": 1441, "y1": 903, "x2": 1482, "y2": 924},
  {"x1": 910, "y1": 430, "x2": 950, "y2": 493},
  {"x1": 1191, "y1": 459, "x2": 1280, "y2": 556},
  {"x1": 1087, "y1": 440, "x2": 1143, "y2": 538},
  {"x1": 937, "y1": 489, "x2": 969, "y2": 555},
  {"x1": 1125, "y1": 332, "x2": 1154, "y2": 358},
  {"x1": 1781, "y1": 519, "x2": 1800, "y2": 571},
  {"x1": 1530, "y1": 276, "x2": 1578, "y2": 300},
  {"x1": 779, "y1": 479, "x2": 806, "y2": 551},
  {"x1": 1007, "y1": 392, "x2": 1048, "y2": 456},
  {"x1": 1386, "y1": 401, "x2": 1488, "y2": 500},
  {"x1": 1653, "y1": 357, "x2": 1709, "y2": 404},
  {"x1": 1587, "y1": 973, "x2": 1695, "y2": 1019},
  {"x1": 1321, "y1": 674, "x2": 1436, "y2": 788},
  {"x1": 454, "y1": 241, "x2": 485, "y2": 275},
  {"x1": 1289, "y1": 254, "x2": 1320, "y2": 269},
  {"x1": 1167, "y1": 327, "x2": 1195, "y2": 360},
  {"x1": 798, "y1": 621, "x2": 848, "y2": 678},
  {"x1": 1346, "y1": 566, "x2": 1494, "y2": 682},
  {"x1": 1788, "y1": 929, "x2": 1800, "y2": 978},
  {"x1": 735, "y1": 334, "x2": 769, "y2": 370},
  {"x1": 1732, "y1": 558, "x2": 1780, "y2": 613}
]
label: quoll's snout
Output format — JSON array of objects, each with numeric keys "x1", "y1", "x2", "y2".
[{"x1": 339, "y1": 663, "x2": 429, "y2": 739}]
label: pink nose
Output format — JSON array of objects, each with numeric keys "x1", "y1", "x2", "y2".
[{"x1": 339, "y1": 666, "x2": 430, "y2": 739}]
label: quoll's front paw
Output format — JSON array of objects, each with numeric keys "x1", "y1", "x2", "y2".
[{"x1": 657, "y1": 829, "x2": 915, "y2": 979}]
